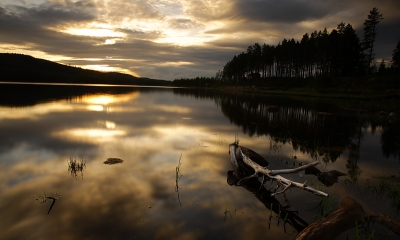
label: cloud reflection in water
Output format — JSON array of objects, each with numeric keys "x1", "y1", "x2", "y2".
[
  {"x1": 2, "y1": 87, "x2": 398, "y2": 239},
  {"x1": 1, "y1": 88, "x2": 283, "y2": 240}
]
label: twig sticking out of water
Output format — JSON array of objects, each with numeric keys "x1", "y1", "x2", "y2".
[
  {"x1": 46, "y1": 197, "x2": 56, "y2": 215},
  {"x1": 31, "y1": 187, "x2": 61, "y2": 215},
  {"x1": 175, "y1": 151, "x2": 183, "y2": 207}
]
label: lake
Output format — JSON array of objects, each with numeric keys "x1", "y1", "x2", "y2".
[{"x1": 0, "y1": 83, "x2": 399, "y2": 240}]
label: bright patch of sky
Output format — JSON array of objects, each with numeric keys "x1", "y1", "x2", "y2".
[
  {"x1": 62, "y1": 28, "x2": 125, "y2": 38},
  {"x1": 1, "y1": 0, "x2": 399, "y2": 80},
  {"x1": 148, "y1": 0, "x2": 183, "y2": 16}
]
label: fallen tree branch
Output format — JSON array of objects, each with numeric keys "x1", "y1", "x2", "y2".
[
  {"x1": 269, "y1": 175, "x2": 328, "y2": 197},
  {"x1": 294, "y1": 197, "x2": 400, "y2": 240},
  {"x1": 271, "y1": 182, "x2": 292, "y2": 197},
  {"x1": 229, "y1": 143, "x2": 328, "y2": 197},
  {"x1": 269, "y1": 162, "x2": 320, "y2": 175}
]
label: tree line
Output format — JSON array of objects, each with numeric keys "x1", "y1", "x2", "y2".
[
  {"x1": 172, "y1": 76, "x2": 217, "y2": 87},
  {"x1": 219, "y1": 7, "x2": 399, "y2": 83}
]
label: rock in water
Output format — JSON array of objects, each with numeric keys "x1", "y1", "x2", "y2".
[{"x1": 104, "y1": 158, "x2": 123, "y2": 164}]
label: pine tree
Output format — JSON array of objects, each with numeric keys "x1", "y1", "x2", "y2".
[
  {"x1": 340, "y1": 23, "x2": 361, "y2": 77},
  {"x1": 378, "y1": 59, "x2": 386, "y2": 74},
  {"x1": 362, "y1": 7, "x2": 384, "y2": 68},
  {"x1": 392, "y1": 39, "x2": 400, "y2": 72}
]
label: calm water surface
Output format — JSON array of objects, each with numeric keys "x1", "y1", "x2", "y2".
[{"x1": 1, "y1": 84, "x2": 399, "y2": 240}]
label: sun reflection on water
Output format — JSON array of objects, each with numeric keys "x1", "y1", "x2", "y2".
[
  {"x1": 87, "y1": 105, "x2": 104, "y2": 111},
  {"x1": 81, "y1": 93, "x2": 139, "y2": 105},
  {"x1": 53, "y1": 128, "x2": 126, "y2": 143}
]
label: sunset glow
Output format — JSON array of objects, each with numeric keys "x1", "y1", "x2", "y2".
[
  {"x1": 0, "y1": 0, "x2": 399, "y2": 80},
  {"x1": 62, "y1": 28, "x2": 126, "y2": 38}
]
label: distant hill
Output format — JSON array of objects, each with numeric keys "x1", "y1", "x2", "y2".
[{"x1": 0, "y1": 53, "x2": 171, "y2": 86}]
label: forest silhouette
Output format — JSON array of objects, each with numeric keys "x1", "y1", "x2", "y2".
[{"x1": 174, "y1": 8, "x2": 400, "y2": 90}]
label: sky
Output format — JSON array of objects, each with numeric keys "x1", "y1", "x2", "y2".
[{"x1": 0, "y1": 0, "x2": 399, "y2": 81}]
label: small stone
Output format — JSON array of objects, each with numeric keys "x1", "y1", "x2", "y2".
[
  {"x1": 104, "y1": 158, "x2": 123, "y2": 165},
  {"x1": 148, "y1": 206, "x2": 151, "y2": 208}
]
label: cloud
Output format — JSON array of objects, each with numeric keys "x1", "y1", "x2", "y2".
[
  {"x1": 232, "y1": 0, "x2": 333, "y2": 23},
  {"x1": 168, "y1": 18, "x2": 203, "y2": 29},
  {"x1": 98, "y1": 0, "x2": 165, "y2": 22},
  {"x1": 2, "y1": 1, "x2": 96, "y2": 26},
  {"x1": 0, "y1": 0, "x2": 399, "y2": 80}
]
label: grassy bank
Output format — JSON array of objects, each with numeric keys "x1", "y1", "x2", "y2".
[
  {"x1": 213, "y1": 75, "x2": 400, "y2": 114},
  {"x1": 221, "y1": 75, "x2": 398, "y2": 98}
]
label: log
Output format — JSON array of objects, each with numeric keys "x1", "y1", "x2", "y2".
[{"x1": 294, "y1": 197, "x2": 400, "y2": 240}]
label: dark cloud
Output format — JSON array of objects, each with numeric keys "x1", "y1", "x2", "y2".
[
  {"x1": 3, "y1": 1, "x2": 96, "y2": 26},
  {"x1": 0, "y1": 2, "x2": 97, "y2": 50},
  {"x1": 232, "y1": 0, "x2": 333, "y2": 23}
]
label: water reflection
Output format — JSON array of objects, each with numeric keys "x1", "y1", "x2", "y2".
[
  {"x1": 227, "y1": 171, "x2": 308, "y2": 233},
  {"x1": 304, "y1": 166, "x2": 346, "y2": 187},
  {"x1": 0, "y1": 85, "x2": 399, "y2": 239},
  {"x1": 227, "y1": 143, "x2": 309, "y2": 234},
  {"x1": 173, "y1": 88, "x2": 400, "y2": 162}
]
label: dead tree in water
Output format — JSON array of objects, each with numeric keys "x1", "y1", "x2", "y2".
[{"x1": 229, "y1": 143, "x2": 328, "y2": 197}]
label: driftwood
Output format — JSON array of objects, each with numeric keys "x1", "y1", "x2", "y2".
[
  {"x1": 295, "y1": 197, "x2": 400, "y2": 240},
  {"x1": 229, "y1": 143, "x2": 328, "y2": 197}
]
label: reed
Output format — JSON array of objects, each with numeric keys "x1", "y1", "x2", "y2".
[
  {"x1": 68, "y1": 157, "x2": 86, "y2": 179},
  {"x1": 355, "y1": 221, "x2": 360, "y2": 240},
  {"x1": 320, "y1": 193, "x2": 337, "y2": 218},
  {"x1": 224, "y1": 201, "x2": 232, "y2": 220},
  {"x1": 366, "y1": 177, "x2": 400, "y2": 213},
  {"x1": 175, "y1": 151, "x2": 183, "y2": 206},
  {"x1": 277, "y1": 209, "x2": 281, "y2": 225},
  {"x1": 268, "y1": 203, "x2": 273, "y2": 229}
]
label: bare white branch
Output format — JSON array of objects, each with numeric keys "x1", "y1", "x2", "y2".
[{"x1": 234, "y1": 146, "x2": 328, "y2": 198}]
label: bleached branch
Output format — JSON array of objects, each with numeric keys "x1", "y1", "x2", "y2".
[{"x1": 233, "y1": 145, "x2": 328, "y2": 197}]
